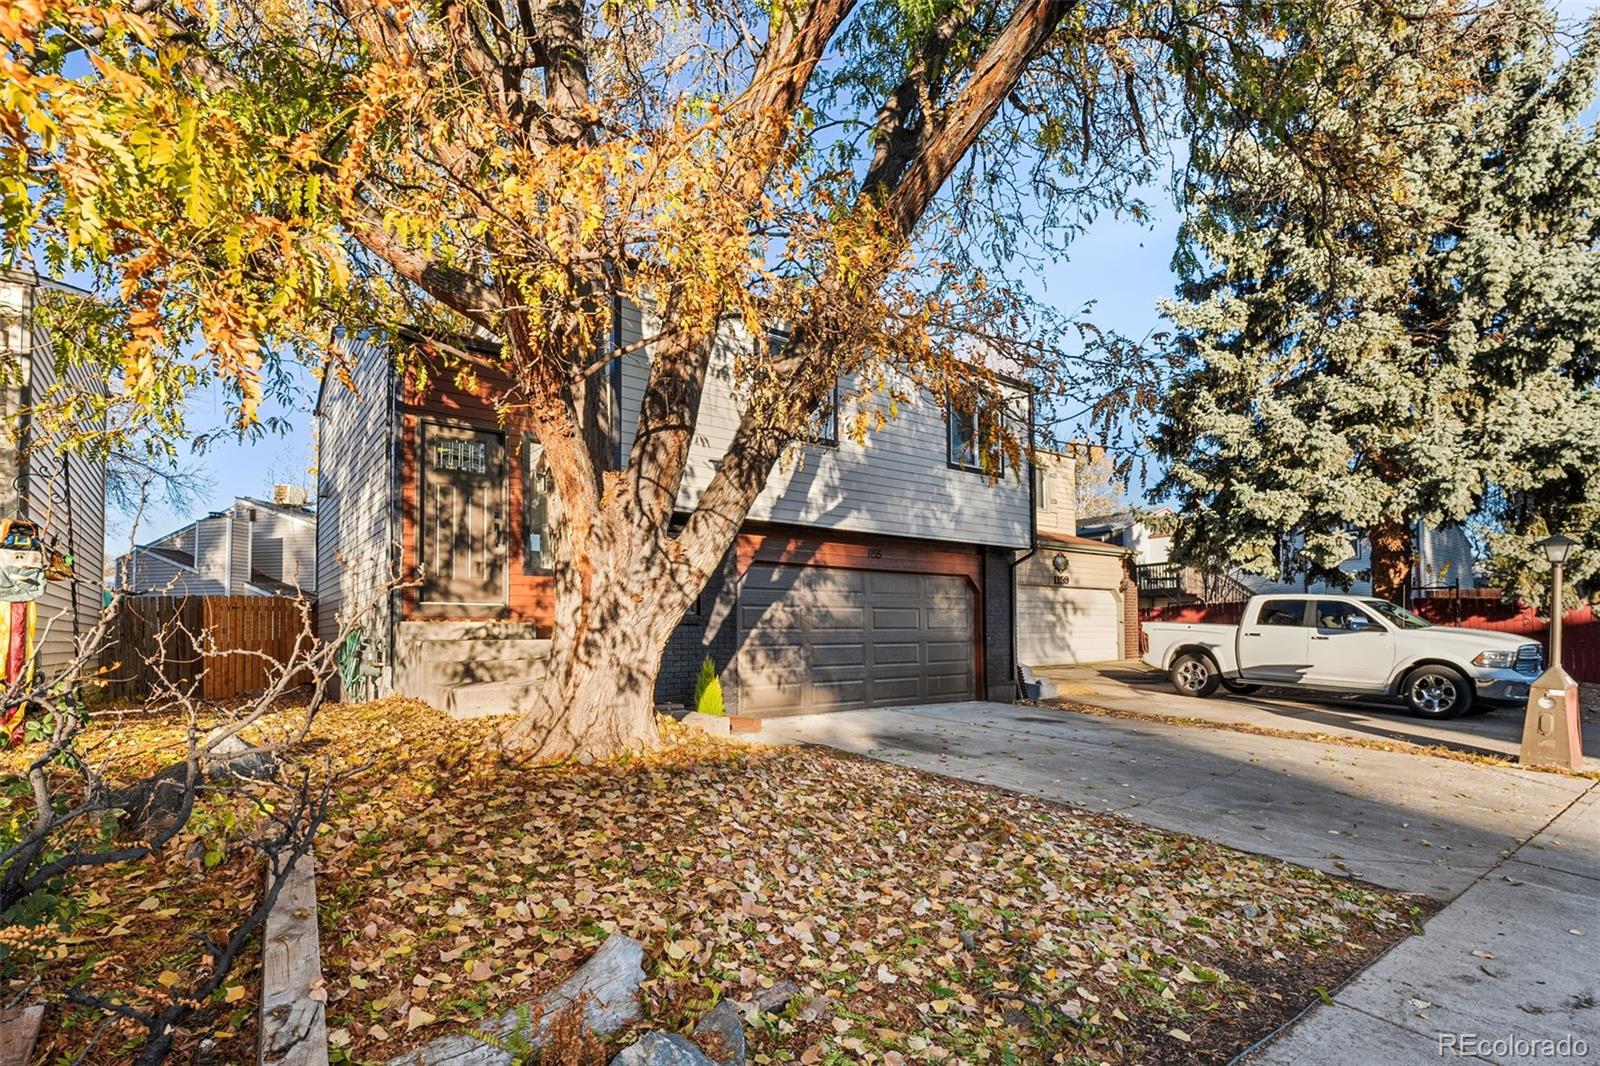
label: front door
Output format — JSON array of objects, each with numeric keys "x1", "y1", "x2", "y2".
[{"x1": 420, "y1": 422, "x2": 507, "y2": 613}]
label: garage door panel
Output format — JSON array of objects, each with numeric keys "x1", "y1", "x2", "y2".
[
  {"x1": 737, "y1": 563, "x2": 975, "y2": 714},
  {"x1": 925, "y1": 640, "x2": 969, "y2": 665},
  {"x1": 868, "y1": 676, "x2": 924, "y2": 702},
  {"x1": 812, "y1": 679, "x2": 869, "y2": 709},
  {"x1": 869, "y1": 606, "x2": 922, "y2": 630},
  {"x1": 926, "y1": 672, "x2": 971, "y2": 697},
  {"x1": 867, "y1": 571, "x2": 924, "y2": 596},
  {"x1": 925, "y1": 607, "x2": 970, "y2": 631},
  {"x1": 806, "y1": 606, "x2": 869, "y2": 630},
  {"x1": 812, "y1": 642, "x2": 868, "y2": 667}
]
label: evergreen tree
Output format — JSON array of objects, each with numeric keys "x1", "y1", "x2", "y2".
[{"x1": 1155, "y1": 0, "x2": 1600, "y2": 604}]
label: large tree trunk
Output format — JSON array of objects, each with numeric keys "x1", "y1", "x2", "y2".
[
  {"x1": 496, "y1": 0, "x2": 1079, "y2": 763},
  {"x1": 497, "y1": 502, "x2": 697, "y2": 761},
  {"x1": 1368, "y1": 517, "x2": 1414, "y2": 604}
]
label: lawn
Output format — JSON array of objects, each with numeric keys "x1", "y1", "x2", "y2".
[{"x1": 6, "y1": 697, "x2": 1425, "y2": 1064}]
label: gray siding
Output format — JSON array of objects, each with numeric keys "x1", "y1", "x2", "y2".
[
  {"x1": 249, "y1": 508, "x2": 316, "y2": 591},
  {"x1": 616, "y1": 306, "x2": 1031, "y2": 549},
  {"x1": 1, "y1": 278, "x2": 109, "y2": 674},
  {"x1": 119, "y1": 551, "x2": 227, "y2": 596},
  {"x1": 194, "y1": 515, "x2": 231, "y2": 585},
  {"x1": 229, "y1": 511, "x2": 252, "y2": 594},
  {"x1": 314, "y1": 333, "x2": 397, "y2": 658}
]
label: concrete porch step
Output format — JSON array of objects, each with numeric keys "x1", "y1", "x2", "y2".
[
  {"x1": 436, "y1": 678, "x2": 544, "y2": 719},
  {"x1": 396, "y1": 620, "x2": 547, "y2": 641},
  {"x1": 411, "y1": 638, "x2": 552, "y2": 663},
  {"x1": 424, "y1": 657, "x2": 545, "y2": 688}
]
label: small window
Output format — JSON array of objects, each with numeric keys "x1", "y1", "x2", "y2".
[
  {"x1": 1256, "y1": 599, "x2": 1306, "y2": 627},
  {"x1": 947, "y1": 395, "x2": 1005, "y2": 475},
  {"x1": 1034, "y1": 463, "x2": 1052, "y2": 510},
  {"x1": 808, "y1": 382, "x2": 839, "y2": 447},
  {"x1": 522, "y1": 441, "x2": 553, "y2": 573},
  {"x1": 435, "y1": 438, "x2": 488, "y2": 474}
]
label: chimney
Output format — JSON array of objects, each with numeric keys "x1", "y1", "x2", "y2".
[{"x1": 272, "y1": 484, "x2": 309, "y2": 507}]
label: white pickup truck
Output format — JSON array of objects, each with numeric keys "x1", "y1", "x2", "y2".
[{"x1": 1142, "y1": 593, "x2": 1544, "y2": 718}]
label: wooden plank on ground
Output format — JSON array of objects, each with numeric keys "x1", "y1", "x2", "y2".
[
  {"x1": 0, "y1": 1003, "x2": 44, "y2": 1066},
  {"x1": 258, "y1": 852, "x2": 329, "y2": 1066}
]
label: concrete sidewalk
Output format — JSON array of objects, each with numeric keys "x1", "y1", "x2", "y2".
[
  {"x1": 749, "y1": 701, "x2": 1599, "y2": 1062},
  {"x1": 1251, "y1": 784, "x2": 1599, "y2": 1065}
]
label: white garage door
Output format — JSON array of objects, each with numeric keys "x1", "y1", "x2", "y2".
[
  {"x1": 737, "y1": 564, "x2": 975, "y2": 715},
  {"x1": 1016, "y1": 585, "x2": 1121, "y2": 667}
]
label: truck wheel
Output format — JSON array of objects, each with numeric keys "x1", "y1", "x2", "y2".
[
  {"x1": 1170, "y1": 653, "x2": 1221, "y2": 698},
  {"x1": 1403, "y1": 665, "x2": 1474, "y2": 719}
]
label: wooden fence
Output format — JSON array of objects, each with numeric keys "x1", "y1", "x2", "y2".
[{"x1": 108, "y1": 595, "x2": 315, "y2": 701}]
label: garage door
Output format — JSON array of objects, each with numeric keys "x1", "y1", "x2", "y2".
[
  {"x1": 1016, "y1": 585, "x2": 1121, "y2": 666},
  {"x1": 737, "y1": 564, "x2": 975, "y2": 715}
]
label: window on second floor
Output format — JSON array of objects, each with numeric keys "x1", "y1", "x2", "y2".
[
  {"x1": 810, "y1": 382, "x2": 839, "y2": 447},
  {"x1": 947, "y1": 394, "x2": 1006, "y2": 475},
  {"x1": 1034, "y1": 462, "x2": 1052, "y2": 510}
]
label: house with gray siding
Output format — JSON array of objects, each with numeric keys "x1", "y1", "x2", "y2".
[
  {"x1": 115, "y1": 491, "x2": 316, "y2": 597},
  {"x1": 0, "y1": 272, "x2": 108, "y2": 675},
  {"x1": 316, "y1": 312, "x2": 1035, "y2": 717}
]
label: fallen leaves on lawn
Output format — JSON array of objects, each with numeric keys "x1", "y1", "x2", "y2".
[
  {"x1": 301, "y1": 698, "x2": 1420, "y2": 1065},
  {"x1": 7, "y1": 696, "x2": 1425, "y2": 1065}
]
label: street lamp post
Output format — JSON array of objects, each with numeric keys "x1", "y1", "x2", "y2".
[{"x1": 1520, "y1": 534, "x2": 1584, "y2": 770}]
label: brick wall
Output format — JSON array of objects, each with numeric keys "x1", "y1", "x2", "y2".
[
  {"x1": 983, "y1": 547, "x2": 1017, "y2": 702},
  {"x1": 1121, "y1": 556, "x2": 1143, "y2": 658},
  {"x1": 655, "y1": 543, "x2": 741, "y2": 711}
]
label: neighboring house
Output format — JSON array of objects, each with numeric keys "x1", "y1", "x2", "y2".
[
  {"x1": 1077, "y1": 508, "x2": 1175, "y2": 565},
  {"x1": 115, "y1": 489, "x2": 316, "y2": 596},
  {"x1": 316, "y1": 309, "x2": 1033, "y2": 717},
  {"x1": 0, "y1": 272, "x2": 107, "y2": 675},
  {"x1": 1241, "y1": 521, "x2": 1477, "y2": 597},
  {"x1": 1014, "y1": 450, "x2": 1139, "y2": 668},
  {"x1": 1098, "y1": 505, "x2": 1478, "y2": 605}
]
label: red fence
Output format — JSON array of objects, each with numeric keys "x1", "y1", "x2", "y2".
[{"x1": 1140, "y1": 594, "x2": 1600, "y2": 682}]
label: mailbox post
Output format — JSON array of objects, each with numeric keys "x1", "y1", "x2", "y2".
[{"x1": 1520, "y1": 534, "x2": 1584, "y2": 771}]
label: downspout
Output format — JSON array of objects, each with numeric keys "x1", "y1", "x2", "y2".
[
  {"x1": 1007, "y1": 391, "x2": 1038, "y2": 695},
  {"x1": 386, "y1": 350, "x2": 400, "y2": 692}
]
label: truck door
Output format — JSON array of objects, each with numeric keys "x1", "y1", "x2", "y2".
[
  {"x1": 1303, "y1": 600, "x2": 1394, "y2": 689},
  {"x1": 1238, "y1": 599, "x2": 1311, "y2": 682}
]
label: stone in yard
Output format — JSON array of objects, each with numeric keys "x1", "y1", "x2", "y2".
[
  {"x1": 681, "y1": 712, "x2": 731, "y2": 738},
  {"x1": 203, "y1": 728, "x2": 277, "y2": 782},
  {"x1": 608, "y1": 1033, "x2": 716, "y2": 1066},
  {"x1": 386, "y1": 934, "x2": 645, "y2": 1066},
  {"x1": 745, "y1": 980, "x2": 801, "y2": 1016},
  {"x1": 692, "y1": 1001, "x2": 745, "y2": 1066}
]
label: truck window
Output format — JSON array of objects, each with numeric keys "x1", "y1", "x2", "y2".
[
  {"x1": 1314, "y1": 600, "x2": 1379, "y2": 631},
  {"x1": 1256, "y1": 600, "x2": 1307, "y2": 627}
]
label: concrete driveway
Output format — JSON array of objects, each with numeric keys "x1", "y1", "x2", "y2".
[
  {"x1": 751, "y1": 700, "x2": 1599, "y2": 1063},
  {"x1": 1039, "y1": 660, "x2": 1600, "y2": 771}
]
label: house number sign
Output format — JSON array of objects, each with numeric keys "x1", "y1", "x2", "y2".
[
  {"x1": 1050, "y1": 553, "x2": 1071, "y2": 586},
  {"x1": 434, "y1": 439, "x2": 488, "y2": 474}
]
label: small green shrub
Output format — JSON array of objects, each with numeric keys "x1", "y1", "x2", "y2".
[{"x1": 692, "y1": 656, "x2": 724, "y2": 716}]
